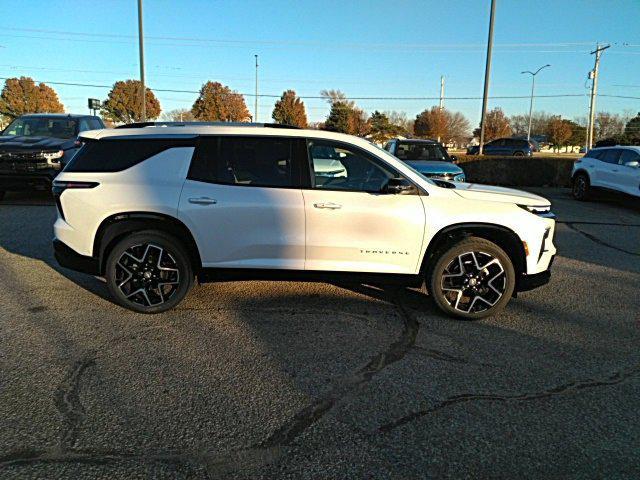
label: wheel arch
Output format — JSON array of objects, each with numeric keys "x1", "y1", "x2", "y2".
[
  {"x1": 572, "y1": 168, "x2": 590, "y2": 182},
  {"x1": 93, "y1": 212, "x2": 202, "y2": 275},
  {"x1": 420, "y1": 223, "x2": 527, "y2": 281}
]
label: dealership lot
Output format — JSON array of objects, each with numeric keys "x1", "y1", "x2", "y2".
[{"x1": 0, "y1": 189, "x2": 638, "y2": 479}]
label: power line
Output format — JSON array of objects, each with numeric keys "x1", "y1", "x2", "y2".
[
  {"x1": 2, "y1": 77, "x2": 639, "y2": 102},
  {"x1": 0, "y1": 26, "x2": 600, "y2": 50}
]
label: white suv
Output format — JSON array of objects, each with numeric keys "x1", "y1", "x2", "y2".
[
  {"x1": 572, "y1": 146, "x2": 640, "y2": 200},
  {"x1": 52, "y1": 123, "x2": 556, "y2": 319}
]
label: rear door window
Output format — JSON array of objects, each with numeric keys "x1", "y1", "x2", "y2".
[
  {"x1": 599, "y1": 149, "x2": 622, "y2": 164},
  {"x1": 64, "y1": 138, "x2": 194, "y2": 172},
  {"x1": 188, "y1": 136, "x2": 307, "y2": 188}
]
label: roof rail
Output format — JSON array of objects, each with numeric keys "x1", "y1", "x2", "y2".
[{"x1": 115, "y1": 121, "x2": 300, "y2": 130}]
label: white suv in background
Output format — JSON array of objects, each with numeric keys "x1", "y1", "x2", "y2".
[
  {"x1": 572, "y1": 146, "x2": 640, "y2": 200},
  {"x1": 52, "y1": 123, "x2": 556, "y2": 319}
]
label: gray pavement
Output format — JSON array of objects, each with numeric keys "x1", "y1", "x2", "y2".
[{"x1": 0, "y1": 188, "x2": 639, "y2": 479}]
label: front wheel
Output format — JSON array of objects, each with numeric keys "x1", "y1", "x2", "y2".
[
  {"x1": 572, "y1": 173, "x2": 590, "y2": 201},
  {"x1": 105, "y1": 231, "x2": 194, "y2": 313},
  {"x1": 428, "y1": 237, "x2": 515, "y2": 320}
]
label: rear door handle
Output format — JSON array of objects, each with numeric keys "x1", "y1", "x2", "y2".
[
  {"x1": 314, "y1": 202, "x2": 342, "y2": 210},
  {"x1": 188, "y1": 197, "x2": 217, "y2": 205}
]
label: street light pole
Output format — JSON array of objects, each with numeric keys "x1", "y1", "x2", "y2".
[
  {"x1": 521, "y1": 64, "x2": 551, "y2": 142},
  {"x1": 478, "y1": 0, "x2": 496, "y2": 155},
  {"x1": 254, "y1": 54, "x2": 259, "y2": 123},
  {"x1": 137, "y1": 0, "x2": 146, "y2": 122}
]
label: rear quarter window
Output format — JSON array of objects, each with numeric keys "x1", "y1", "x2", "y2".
[{"x1": 64, "y1": 139, "x2": 194, "y2": 172}]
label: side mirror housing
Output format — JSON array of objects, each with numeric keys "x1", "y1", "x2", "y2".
[
  {"x1": 386, "y1": 177, "x2": 417, "y2": 195},
  {"x1": 625, "y1": 160, "x2": 639, "y2": 168}
]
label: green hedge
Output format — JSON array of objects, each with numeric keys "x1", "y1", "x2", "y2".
[{"x1": 455, "y1": 155, "x2": 575, "y2": 187}]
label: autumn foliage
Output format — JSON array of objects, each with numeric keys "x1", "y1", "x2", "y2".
[
  {"x1": 272, "y1": 90, "x2": 308, "y2": 127},
  {"x1": 191, "y1": 82, "x2": 250, "y2": 122},
  {"x1": 474, "y1": 107, "x2": 512, "y2": 141},
  {"x1": 0, "y1": 77, "x2": 64, "y2": 119},
  {"x1": 102, "y1": 80, "x2": 161, "y2": 123}
]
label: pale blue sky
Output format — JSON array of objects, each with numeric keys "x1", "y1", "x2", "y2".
[{"x1": 1, "y1": 0, "x2": 639, "y2": 125}]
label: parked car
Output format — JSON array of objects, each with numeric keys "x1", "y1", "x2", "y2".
[
  {"x1": 52, "y1": 122, "x2": 556, "y2": 319},
  {"x1": 571, "y1": 145, "x2": 640, "y2": 200},
  {"x1": 0, "y1": 113, "x2": 105, "y2": 200},
  {"x1": 384, "y1": 139, "x2": 465, "y2": 182},
  {"x1": 466, "y1": 138, "x2": 533, "y2": 156}
]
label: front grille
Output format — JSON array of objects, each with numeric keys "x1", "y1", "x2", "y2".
[
  {"x1": 423, "y1": 172, "x2": 455, "y2": 180},
  {"x1": 0, "y1": 151, "x2": 53, "y2": 172}
]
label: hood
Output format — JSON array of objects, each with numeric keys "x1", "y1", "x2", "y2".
[
  {"x1": 0, "y1": 135, "x2": 74, "y2": 151},
  {"x1": 453, "y1": 183, "x2": 550, "y2": 206},
  {"x1": 404, "y1": 160, "x2": 463, "y2": 175}
]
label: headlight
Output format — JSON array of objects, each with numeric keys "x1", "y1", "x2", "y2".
[
  {"x1": 454, "y1": 173, "x2": 465, "y2": 182},
  {"x1": 43, "y1": 150, "x2": 64, "y2": 165},
  {"x1": 517, "y1": 204, "x2": 555, "y2": 218}
]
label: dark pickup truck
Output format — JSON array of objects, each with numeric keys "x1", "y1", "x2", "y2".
[{"x1": 0, "y1": 113, "x2": 105, "y2": 200}]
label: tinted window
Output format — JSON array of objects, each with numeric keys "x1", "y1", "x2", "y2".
[
  {"x1": 599, "y1": 149, "x2": 622, "y2": 164},
  {"x1": 395, "y1": 142, "x2": 448, "y2": 161},
  {"x1": 308, "y1": 140, "x2": 397, "y2": 192},
  {"x1": 65, "y1": 139, "x2": 193, "y2": 172},
  {"x1": 619, "y1": 149, "x2": 640, "y2": 164},
  {"x1": 189, "y1": 136, "x2": 305, "y2": 188},
  {"x1": 2, "y1": 117, "x2": 77, "y2": 139}
]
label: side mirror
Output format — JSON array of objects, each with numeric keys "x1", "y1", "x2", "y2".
[
  {"x1": 624, "y1": 160, "x2": 639, "y2": 168},
  {"x1": 386, "y1": 177, "x2": 417, "y2": 195},
  {"x1": 450, "y1": 155, "x2": 458, "y2": 163}
]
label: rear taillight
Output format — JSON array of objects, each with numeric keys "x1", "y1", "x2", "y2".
[{"x1": 52, "y1": 181, "x2": 99, "y2": 220}]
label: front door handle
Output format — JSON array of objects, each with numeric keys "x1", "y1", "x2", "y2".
[
  {"x1": 314, "y1": 202, "x2": 342, "y2": 210},
  {"x1": 188, "y1": 197, "x2": 217, "y2": 205}
]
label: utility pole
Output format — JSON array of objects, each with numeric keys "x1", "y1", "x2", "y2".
[
  {"x1": 137, "y1": 0, "x2": 146, "y2": 122},
  {"x1": 587, "y1": 44, "x2": 610, "y2": 150},
  {"x1": 478, "y1": 0, "x2": 496, "y2": 155},
  {"x1": 439, "y1": 75, "x2": 445, "y2": 110},
  {"x1": 254, "y1": 54, "x2": 259, "y2": 123},
  {"x1": 521, "y1": 64, "x2": 551, "y2": 142}
]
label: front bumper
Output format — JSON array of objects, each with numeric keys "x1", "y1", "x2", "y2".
[
  {"x1": 53, "y1": 239, "x2": 100, "y2": 275},
  {"x1": 517, "y1": 255, "x2": 554, "y2": 292}
]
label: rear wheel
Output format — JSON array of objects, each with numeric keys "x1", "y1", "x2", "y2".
[
  {"x1": 105, "y1": 230, "x2": 194, "y2": 313},
  {"x1": 572, "y1": 173, "x2": 590, "y2": 201},
  {"x1": 513, "y1": 151, "x2": 525, "y2": 157},
  {"x1": 428, "y1": 237, "x2": 515, "y2": 320}
]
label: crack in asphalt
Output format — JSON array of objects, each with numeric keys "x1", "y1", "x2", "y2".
[
  {"x1": 557, "y1": 221, "x2": 640, "y2": 227},
  {"x1": 564, "y1": 222, "x2": 640, "y2": 256},
  {"x1": 256, "y1": 294, "x2": 419, "y2": 449},
  {"x1": 409, "y1": 346, "x2": 496, "y2": 367},
  {"x1": 53, "y1": 352, "x2": 96, "y2": 450},
  {"x1": 0, "y1": 294, "x2": 419, "y2": 477},
  {"x1": 378, "y1": 363, "x2": 640, "y2": 433}
]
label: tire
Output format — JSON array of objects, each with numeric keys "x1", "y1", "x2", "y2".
[
  {"x1": 427, "y1": 237, "x2": 516, "y2": 320},
  {"x1": 105, "y1": 230, "x2": 194, "y2": 314},
  {"x1": 513, "y1": 151, "x2": 525, "y2": 157},
  {"x1": 572, "y1": 173, "x2": 591, "y2": 201}
]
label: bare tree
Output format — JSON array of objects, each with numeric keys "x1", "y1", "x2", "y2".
[
  {"x1": 161, "y1": 108, "x2": 194, "y2": 122},
  {"x1": 595, "y1": 112, "x2": 625, "y2": 140}
]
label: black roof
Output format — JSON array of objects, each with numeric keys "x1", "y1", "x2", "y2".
[
  {"x1": 19, "y1": 113, "x2": 99, "y2": 119},
  {"x1": 393, "y1": 138, "x2": 440, "y2": 144},
  {"x1": 115, "y1": 121, "x2": 300, "y2": 129}
]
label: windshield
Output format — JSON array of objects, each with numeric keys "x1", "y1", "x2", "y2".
[
  {"x1": 2, "y1": 117, "x2": 78, "y2": 139},
  {"x1": 395, "y1": 142, "x2": 449, "y2": 161}
]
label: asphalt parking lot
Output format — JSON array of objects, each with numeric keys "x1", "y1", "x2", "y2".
[{"x1": 0, "y1": 188, "x2": 639, "y2": 479}]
